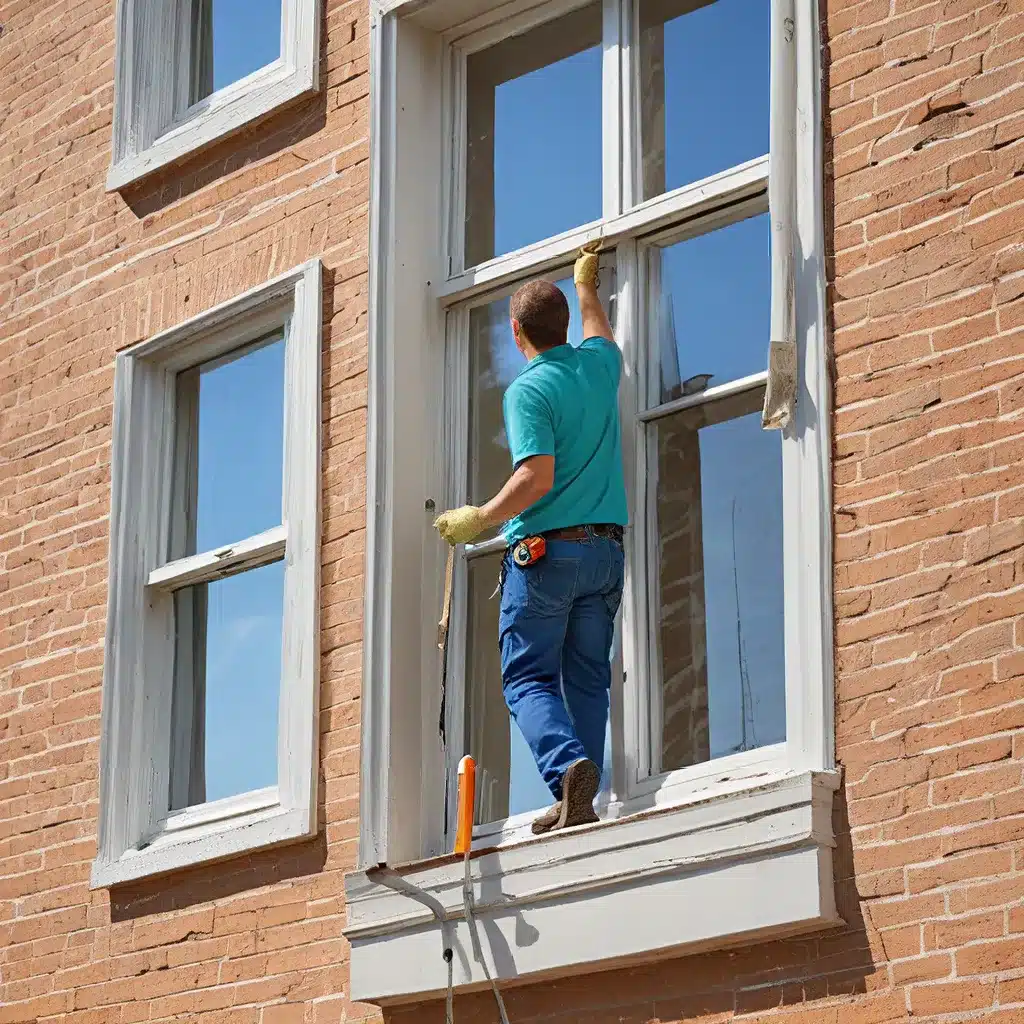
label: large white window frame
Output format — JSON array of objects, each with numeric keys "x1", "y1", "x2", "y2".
[
  {"x1": 92, "y1": 260, "x2": 322, "y2": 888},
  {"x1": 349, "y1": 0, "x2": 836, "y2": 1001},
  {"x1": 107, "y1": 0, "x2": 322, "y2": 191}
]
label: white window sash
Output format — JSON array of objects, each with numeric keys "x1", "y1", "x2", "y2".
[
  {"x1": 92, "y1": 260, "x2": 322, "y2": 888},
  {"x1": 146, "y1": 524, "x2": 288, "y2": 590}
]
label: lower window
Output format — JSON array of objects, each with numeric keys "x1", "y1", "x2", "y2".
[{"x1": 444, "y1": 208, "x2": 793, "y2": 846}]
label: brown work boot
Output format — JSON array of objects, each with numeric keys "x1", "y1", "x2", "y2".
[
  {"x1": 531, "y1": 802, "x2": 561, "y2": 835},
  {"x1": 552, "y1": 758, "x2": 600, "y2": 831}
]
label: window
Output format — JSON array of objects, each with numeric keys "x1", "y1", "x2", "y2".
[
  {"x1": 350, "y1": 0, "x2": 836, "y2": 1000},
  {"x1": 108, "y1": 0, "x2": 321, "y2": 190},
  {"x1": 92, "y1": 260, "x2": 321, "y2": 887}
]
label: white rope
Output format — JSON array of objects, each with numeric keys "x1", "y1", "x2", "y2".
[{"x1": 462, "y1": 851, "x2": 511, "y2": 1024}]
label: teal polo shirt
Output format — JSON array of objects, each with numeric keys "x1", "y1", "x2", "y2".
[{"x1": 501, "y1": 336, "x2": 628, "y2": 545}]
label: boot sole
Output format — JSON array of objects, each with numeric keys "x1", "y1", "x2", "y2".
[
  {"x1": 532, "y1": 802, "x2": 561, "y2": 835},
  {"x1": 555, "y1": 759, "x2": 600, "y2": 831}
]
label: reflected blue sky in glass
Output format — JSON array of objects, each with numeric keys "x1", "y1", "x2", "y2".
[
  {"x1": 692, "y1": 412, "x2": 784, "y2": 758},
  {"x1": 208, "y1": 0, "x2": 283, "y2": 92},
  {"x1": 642, "y1": 0, "x2": 769, "y2": 197},
  {"x1": 200, "y1": 560, "x2": 284, "y2": 801},
  {"x1": 657, "y1": 213, "x2": 770, "y2": 400},
  {"x1": 491, "y1": 48, "x2": 603, "y2": 259}
]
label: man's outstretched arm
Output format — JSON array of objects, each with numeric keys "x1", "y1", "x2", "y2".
[
  {"x1": 575, "y1": 244, "x2": 614, "y2": 342},
  {"x1": 434, "y1": 455, "x2": 554, "y2": 545}
]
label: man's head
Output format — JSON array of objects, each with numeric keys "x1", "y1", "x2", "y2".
[{"x1": 510, "y1": 280, "x2": 569, "y2": 357}]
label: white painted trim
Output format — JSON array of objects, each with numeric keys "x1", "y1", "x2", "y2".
[
  {"x1": 361, "y1": 5, "x2": 399, "y2": 868},
  {"x1": 160, "y1": 786, "x2": 279, "y2": 833},
  {"x1": 92, "y1": 806, "x2": 311, "y2": 888},
  {"x1": 107, "y1": 0, "x2": 322, "y2": 191},
  {"x1": 601, "y1": 0, "x2": 623, "y2": 219},
  {"x1": 785, "y1": 0, "x2": 834, "y2": 772},
  {"x1": 92, "y1": 259, "x2": 322, "y2": 888},
  {"x1": 446, "y1": 0, "x2": 596, "y2": 53},
  {"x1": 147, "y1": 524, "x2": 287, "y2": 590},
  {"x1": 434, "y1": 156, "x2": 769, "y2": 303},
  {"x1": 346, "y1": 771, "x2": 841, "y2": 1003}
]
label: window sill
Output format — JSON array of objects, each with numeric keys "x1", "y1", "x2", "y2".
[
  {"x1": 344, "y1": 769, "x2": 842, "y2": 1004},
  {"x1": 107, "y1": 60, "x2": 317, "y2": 192},
  {"x1": 91, "y1": 799, "x2": 314, "y2": 888}
]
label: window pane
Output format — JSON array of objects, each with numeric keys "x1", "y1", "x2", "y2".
[
  {"x1": 639, "y1": 0, "x2": 769, "y2": 202},
  {"x1": 174, "y1": 335, "x2": 285, "y2": 557},
  {"x1": 468, "y1": 271, "x2": 615, "y2": 532},
  {"x1": 649, "y1": 391, "x2": 784, "y2": 772},
  {"x1": 652, "y1": 214, "x2": 768, "y2": 404},
  {"x1": 464, "y1": 3, "x2": 603, "y2": 266},
  {"x1": 190, "y1": 0, "x2": 283, "y2": 103},
  {"x1": 170, "y1": 560, "x2": 283, "y2": 809}
]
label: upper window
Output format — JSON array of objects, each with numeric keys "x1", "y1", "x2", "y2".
[
  {"x1": 92, "y1": 260, "x2": 322, "y2": 887},
  {"x1": 108, "y1": 0, "x2": 322, "y2": 190},
  {"x1": 350, "y1": 0, "x2": 835, "y2": 999}
]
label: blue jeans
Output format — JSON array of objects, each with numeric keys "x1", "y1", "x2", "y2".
[{"x1": 498, "y1": 534, "x2": 625, "y2": 800}]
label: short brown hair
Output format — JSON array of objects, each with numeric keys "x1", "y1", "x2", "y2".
[{"x1": 510, "y1": 280, "x2": 570, "y2": 350}]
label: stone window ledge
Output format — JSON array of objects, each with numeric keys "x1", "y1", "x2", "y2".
[{"x1": 344, "y1": 770, "x2": 841, "y2": 1004}]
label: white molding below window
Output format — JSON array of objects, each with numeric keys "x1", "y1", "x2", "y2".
[
  {"x1": 107, "y1": 0, "x2": 322, "y2": 191},
  {"x1": 345, "y1": 770, "x2": 841, "y2": 1004},
  {"x1": 92, "y1": 259, "x2": 322, "y2": 889}
]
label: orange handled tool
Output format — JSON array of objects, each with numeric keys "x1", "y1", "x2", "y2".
[{"x1": 454, "y1": 755, "x2": 476, "y2": 855}]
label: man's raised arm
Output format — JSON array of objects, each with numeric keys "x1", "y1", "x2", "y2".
[{"x1": 574, "y1": 244, "x2": 614, "y2": 342}]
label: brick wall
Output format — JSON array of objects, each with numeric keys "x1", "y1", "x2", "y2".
[
  {"x1": 0, "y1": 0, "x2": 371, "y2": 1020},
  {"x1": 1, "y1": 1, "x2": 1023, "y2": 1024}
]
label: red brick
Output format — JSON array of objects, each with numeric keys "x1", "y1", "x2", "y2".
[
  {"x1": 909, "y1": 979, "x2": 996, "y2": 1015},
  {"x1": 957, "y1": 936, "x2": 1024, "y2": 975}
]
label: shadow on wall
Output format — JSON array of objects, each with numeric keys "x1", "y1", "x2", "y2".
[
  {"x1": 108, "y1": 831, "x2": 329, "y2": 921},
  {"x1": 113, "y1": 0, "x2": 331, "y2": 220},
  {"x1": 380, "y1": 788, "x2": 874, "y2": 1024}
]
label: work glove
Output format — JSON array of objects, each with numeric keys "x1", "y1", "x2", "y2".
[
  {"x1": 434, "y1": 505, "x2": 486, "y2": 546},
  {"x1": 573, "y1": 242, "x2": 601, "y2": 288}
]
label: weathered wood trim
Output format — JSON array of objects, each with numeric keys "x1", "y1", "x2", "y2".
[
  {"x1": 92, "y1": 259, "x2": 322, "y2": 888},
  {"x1": 346, "y1": 771, "x2": 841, "y2": 1002}
]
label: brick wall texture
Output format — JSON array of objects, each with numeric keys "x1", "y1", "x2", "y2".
[{"x1": 1, "y1": 0, "x2": 1023, "y2": 1022}]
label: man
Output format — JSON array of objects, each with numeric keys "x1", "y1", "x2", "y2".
[{"x1": 435, "y1": 245, "x2": 627, "y2": 834}]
